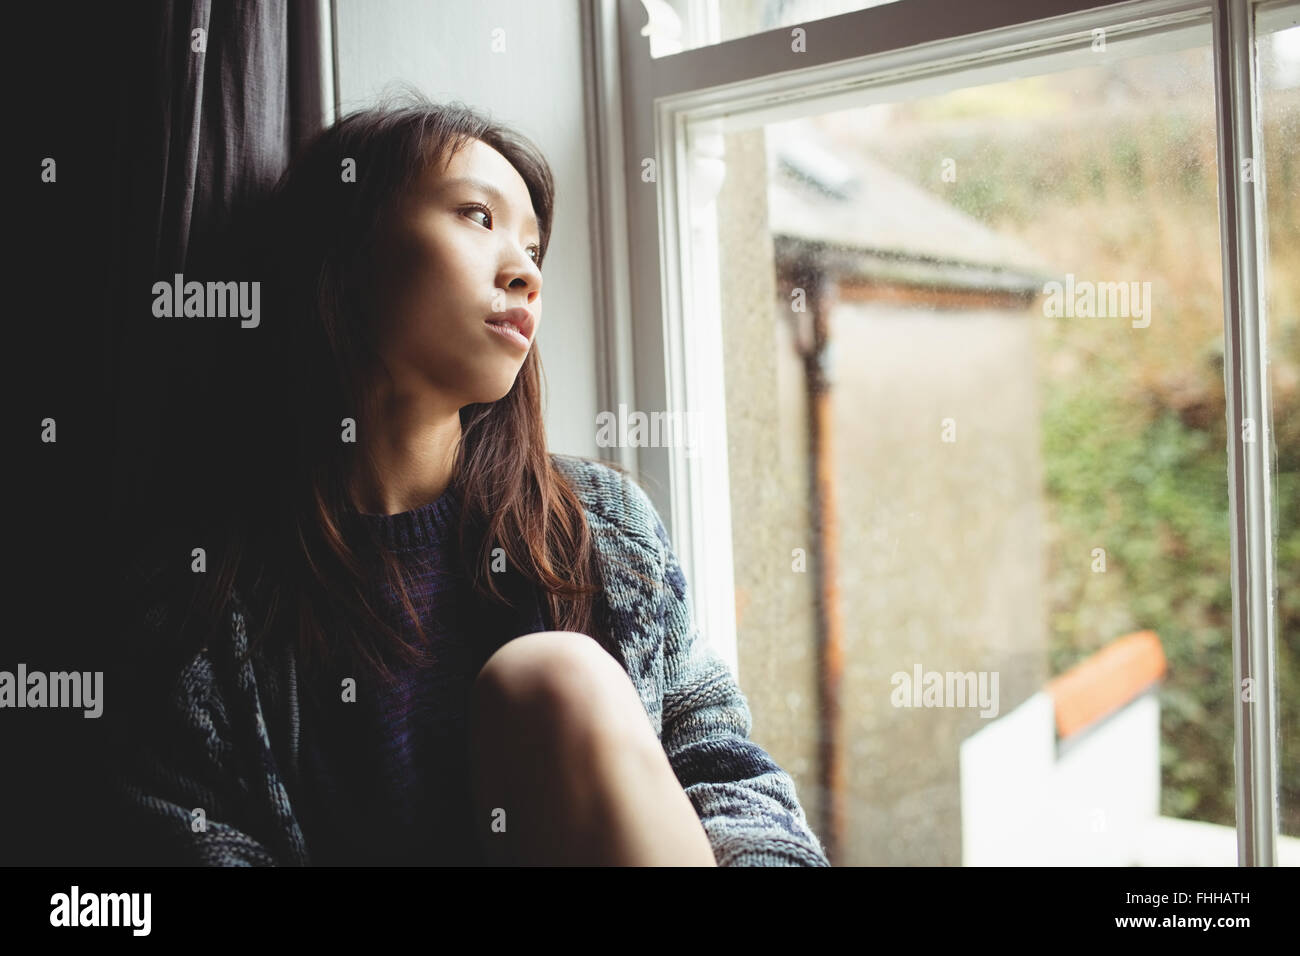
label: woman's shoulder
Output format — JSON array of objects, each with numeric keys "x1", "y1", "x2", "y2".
[{"x1": 549, "y1": 453, "x2": 665, "y2": 560}]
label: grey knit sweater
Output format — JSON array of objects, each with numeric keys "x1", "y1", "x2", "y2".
[{"x1": 111, "y1": 454, "x2": 829, "y2": 866}]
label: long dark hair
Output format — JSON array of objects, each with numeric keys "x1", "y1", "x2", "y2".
[{"x1": 163, "y1": 94, "x2": 644, "y2": 682}]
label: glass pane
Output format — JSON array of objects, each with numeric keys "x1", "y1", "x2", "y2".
[
  {"x1": 687, "y1": 24, "x2": 1260, "y2": 863},
  {"x1": 1257, "y1": 10, "x2": 1300, "y2": 857},
  {"x1": 646, "y1": 0, "x2": 902, "y2": 58}
]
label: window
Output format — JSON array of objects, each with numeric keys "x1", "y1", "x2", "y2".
[
  {"x1": 640, "y1": 0, "x2": 903, "y2": 57},
  {"x1": 1257, "y1": 1, "x2": 1300, "y2": 852},
  {"x1": 592, "y1": 0, "x2": 1297, "y2": 865}
]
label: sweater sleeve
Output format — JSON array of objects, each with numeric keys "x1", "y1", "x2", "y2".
[
  {"x1": 109, "y1": 645, "x2": 288, "y2": 866},
  {"x1": 108, "y1": 559, "x2": 303, "y2": 867},
  {"x1": 647, "y1": 506, "x2": 831, "y2": 867}
]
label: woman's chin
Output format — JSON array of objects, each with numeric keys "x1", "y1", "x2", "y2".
[{"x1": 471, "y1": 374, "x2": 521, "y2": 405}]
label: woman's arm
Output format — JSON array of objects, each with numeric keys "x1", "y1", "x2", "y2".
[
  {"x1": 110, "y1": 649, "x2": 282, "y2": 865},
  {"x1": 648, "y1": 505, "x2": 831, "y2": 867},
  {"x1": 109, "y1": 560, "x2": 307, "y2": 866}
]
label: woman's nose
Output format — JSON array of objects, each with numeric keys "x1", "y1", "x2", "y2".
[{"x1": 500, "y1": 253, "x2": 541, "y2": 300}]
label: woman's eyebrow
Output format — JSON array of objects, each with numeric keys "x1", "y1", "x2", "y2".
[{"x1": 439, "y1": 176, "x2": 539, "y2": 235}]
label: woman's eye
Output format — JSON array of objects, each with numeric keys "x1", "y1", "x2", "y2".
[{"x1": 466, "y1": 204, "x2": 540, "y2": 264}]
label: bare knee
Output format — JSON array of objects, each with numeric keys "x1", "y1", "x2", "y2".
[{"x1": 473, "y1": 631, "x2": 649, "y2": 749}]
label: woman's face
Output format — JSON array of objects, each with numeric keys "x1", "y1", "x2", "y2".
[{"x1": 367, "y1": 137, "x2": 543, "y2": 410}]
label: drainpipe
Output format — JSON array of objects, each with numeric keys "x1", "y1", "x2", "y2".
[{"x1": 793, "y1": 262, "x2": 845, "y2": 864}]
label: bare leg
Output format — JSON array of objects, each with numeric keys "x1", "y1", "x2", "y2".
[{"x1": 470, "y1": 631, "x2": 717, "y2": 866}]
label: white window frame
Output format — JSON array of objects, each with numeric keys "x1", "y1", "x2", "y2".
[{"x1": 583, "y1": 0, "x2": 1293, "y2": 864}]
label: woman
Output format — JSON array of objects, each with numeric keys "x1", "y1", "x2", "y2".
[{"x1": 111, "y1": 95, "x2": 828, "y2": 867}]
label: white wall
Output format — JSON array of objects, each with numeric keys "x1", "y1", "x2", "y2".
[
  {"x1": 334, "y1": 0, "x2": 599, "y2": 458},
  {"x1": 960, "y1": 690, "x2": 1162, "y2": 865}
]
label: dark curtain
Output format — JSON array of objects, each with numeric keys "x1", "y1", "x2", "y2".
[
  {"x1": 112, "y1": 0, "x2": 329, "y2": 532},
  {"x1": 10, "y1": 1, "x2": 328, "y2": 865}
]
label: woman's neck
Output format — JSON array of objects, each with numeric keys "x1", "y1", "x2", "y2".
[{"x1": 349, "y1": 390, "x2": 463, "y2": 516}]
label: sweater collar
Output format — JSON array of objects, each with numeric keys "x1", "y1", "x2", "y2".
[{"x1": 342, "y1": 485, "x2": 462, "y2": 552}]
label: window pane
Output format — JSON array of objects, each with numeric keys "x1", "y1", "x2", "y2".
[
  {"x1": 646, "y1": 0, "x2": 901, "y2": 58},
  {"x1": 689, "y1": 25, "x2": 1263, "y2": 863},
  {"x1": 1257, "y1": 10, "x2": 1300, "y2": 855}
]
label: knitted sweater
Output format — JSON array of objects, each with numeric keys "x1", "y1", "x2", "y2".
[
  {"x1": 110, "y1": 453, "x2": 830, "y2": 866},
  {"x1": 295, "y1": 484, "x2": 532, "y2": 866}
]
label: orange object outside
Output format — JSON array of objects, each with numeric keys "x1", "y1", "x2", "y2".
[{"x1": 1045, "y1": 630, "x2": 1168, "y2": 739}]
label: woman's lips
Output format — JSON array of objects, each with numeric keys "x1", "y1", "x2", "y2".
[{"x1": 485, "y1": 318, "x2": 530, "y2": 349}]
